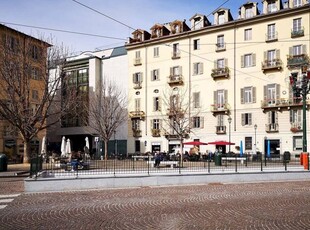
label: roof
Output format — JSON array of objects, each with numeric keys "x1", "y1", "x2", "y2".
[{"x1": 110, "y1": 46, "x2": 127, "y2": 58}]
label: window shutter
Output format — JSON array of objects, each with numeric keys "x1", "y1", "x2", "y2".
[
  {"x1": 276, "y1": 49, "x2": 280, "y2": 59},
  {"x1": 200, "y1": 116, "x2": 204, "y2": 128},
  {"x1": 225, "y1": 58, "x2": 228, "y2": 67},
  {"x1": 253, "y1": 87, "x2": 256, "y2": 103},
  {"x1": 158, "y1": 97, "x2": 162, "y2": 111},
  {"x1": 170, "y1": 67, "x2": 173, "y2": 76},
  {"x1": 214, "y1": 91, "x2": 217, "y2": 108},
  {"x1": 190, "y1": 117, "x2": 194, "y2": 128},
  {"x1": 264, "y1": 85, "x2": 267, "y2": 101},
  {"x1": 298, "y1": 110, "x2": 302, "y2": 123},
  {"x1": 179, "y1": 66, "x2": 182, "y2": 75},
  {"x1": 241, "y1": 55, "x2": 244, "y2": 68},
  {"x1": 249, "y1": 113, "x2": 252, "y2": 125},
  {"x1": 264, "y1": 51, "x2": 267, "y2": 60},
  {"x1": 132, "y1": 73, "x2": 136, "y2": 83},
  {"x1": 290, "y1": 110, "x2": 293, "y2": 123},
  {"x1": 276, "y1": 84, "x2": 280, "y2": 100},
  {"x1": 302, "y1": 45, "x2": 307, "y2": 55},
  {"x1": 275, "y1": 111, "x2": 278, "y2": 123},
  {"x1": 241, "y1": 114, "x2": 245, "y2": 126},
  {"x1": 199, "y1": 63, "x2": 203, "y2": 74},
  {"x1": 214, "y1": 60, "x2": 217, "y2": 69},
  {"x1": 224, "y1": 90, "x2": 228, "y2": 104},
  {"x1": 241, "y1": 88, "x2": 245, "y2": 104},
  {"x1": 268, "y1": 111, "x2": 272, "y2": 124},
  {"x1": 289, "y1": 47, "x2": 293, "y2": 56},
  {"x1": 252, "y1": 53, "x2": 256, "y2": 66}
]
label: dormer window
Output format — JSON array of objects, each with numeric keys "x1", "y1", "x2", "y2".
[
  {"x1": 267, "y1": 1, "x2": 277, "y2": 13},
  {"x1": 218, "y1": 12, "x2": 225, "y2": 24},
  {"x1": 194, "y1": 18, "x2": 202, "y2": 30},
  {"x1": 293, "y1": 0, "x2": 302, "y2": 7},
  {"x1": 245, "y1": 7, "x2": 253, "y2": 18}
]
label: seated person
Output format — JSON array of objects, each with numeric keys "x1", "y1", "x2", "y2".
[{"x1": 71, "y1": 151, "x2": 84, "y2": 171}]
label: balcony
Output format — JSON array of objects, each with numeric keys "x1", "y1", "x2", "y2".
[
  {"x1": 133, "y1": 82, "x2": 142, "y2": 89},
  {"x1": 265, "y1": 32, "x2": 278, "y2": 42},
  {"x1": 171, "y1": 51, "x2": 180, "y2": 59},
  {"x1": 151, "y1": 129, "x2": 161, "y2": 137},
  {"x1": 215, "y1": 43, "x2": 226, "y2": 52},
  {"x1": 132, "y1": 129, "x2": 142, "y2": 137},
  {"x1": 287, "y1": 54, "x2": 310, "y2": 68},
  {"x1": 164, "y1": 133, "x2": 180, "y2": 140},
  {"x1": 168, "y1": 75, "x2": 183, "y2": 86},
  {"x1": 261, "y1": 98, "x2": 306, "y2": 110},
  {"x1": 133, "y1": 57, "x2": 142, "y2": 66},
  {"x1": 266, "y1": 123, "x2": 279, "y2": 133},
  {"x1": 167, "y1": 108, "x2": 185, "y2": 118},
  {"x1": 290, "y1": 123, "x2": 302, "y2": 133},
  {"x1": 291, "y1": 28, "x2": 304, "y2": 38},
  {"x1": 129, "y1": 111, "x2": 145, "y2": 120},
  {"x1": 216, "y1": 125, "x2": 226, "y2": 134},
  {"x1": 211, "y1": 67, "x2": 229, "y2": 79},
  {"x1": 210, "y1": 103, "x2": 230, "y2": 114},
  {"x1": 261, "y1": 59, "x2": 282, "y2": 72}
]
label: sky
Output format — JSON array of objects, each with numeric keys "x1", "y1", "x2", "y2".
[{"x1": 1, "y1": 0, "x2": 250, "y2": 55}]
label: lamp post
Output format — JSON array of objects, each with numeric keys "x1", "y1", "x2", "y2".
[
  {"x1": 228, "y1": 117, "x2": 232, "y2": 153},
  {"x1": 254, "y1": 124, "x2": 257, "y2": 154},
  {"x1": 290, "y1": 66, "x2": 310, "y2": 153}
]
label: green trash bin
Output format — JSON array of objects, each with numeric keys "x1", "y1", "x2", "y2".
[
  {"x1": 0, "y1": 154, "x2": 8, "y2": 172},
  {"x1": 30, "y1": 156, "x2": 43, "y2": 176},
  {"x1": 214, "y1": 153, "x2": 222, "y2": 166}
]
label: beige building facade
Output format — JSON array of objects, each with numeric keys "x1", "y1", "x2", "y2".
[{"x1": 126, "y1": 0, "x2": 310, "y2": 157}]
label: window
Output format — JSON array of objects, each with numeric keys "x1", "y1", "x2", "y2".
[
  {"x1": 78, "y1": 69, "x2": 88, "y2": 84},
  {"x1": 214, "y1": 90, "x2": 227, "y2": 110},
  {"x1": 267, "y1": 50, "x2": 276, "y2": 63},
  {"x1": 267, "y1": 24, "x2": 276, "y2": 40},
  {"x1": 192, "y1": 116, "x2": 204, "y2": 128},
  {"x1": 151, "y1": 69, "x2": 159, "y2": 81},
  {"x1": 216, "y1": 35, "x2": 225, "y2": 49},
  {"x1": 32, "y1": 90, "x2": 39, "y2": 100},
  {"x1": 217, "y1": 115, "x2": 224, "y2": 128},
  {"x1": 267, "y1": 1, "x2": 277, "y2": 13},
  {"x1": 154, "y1": 47, "x2": 159, "y2": 57},
  {"x1": 31, "y1": 67, "x2": 40, "y2": 80},
  {"x1": 193, "y1": 62, "x2": 203, "y2": 75},
  {"x1": 244, "y1": 29, "x2": 252, "y2": 41},
  {"x1": 245, "y1": 137, "x2": 252, "y2": 150},
  {"x1": 134, "y1": 98, "x2": 141, "y2": 111},
  {"x1": 241, "y1": 53, "x2": 256, "y2": 67},
  {"x1": 290, "y1": 109, "x2": 302, "y2": 124},
  {"x1": 193, "y1": 18, "x2": 203, "y2": 30},
  {"x1": 152, "y1": 119, "x2": 160, "y2": 129},
  {"x1": 172, "y1": 43, "x2": 180, "y2": 57},
  {"x1": 293, "y1": 136, "x2": 302, "y2": 151},
  {"x1": 31, "y1": 45, "x2": 39, "y2": 59},
  {"x1": 293, "y1": 0, "x2": 302, "y2": 7},
  {"x1": 135, "y1": 51, "x2": 140, "y2": 59},
  {"x1": 241, "y1": 87, "x2": 256, "y2": 104},
  {"x1": 133, "y1": 72, "x2": 142, "y2": 83},
  {"x1": 217, "y1": 59, "x2": 225, "y2": 69},
  {"x1": 245, "y1": 7, "x2": 253, "y2": 18},
  {"x1": 291, "y1": 45, "x2": 304, "y2": 56},
  {"x1": 293, "y1": 18, "x2": 302, "y2": 32},
  {"x1": 264, "y1": 84, "x2": 280, "y2": 105},
  {"x1": 268, "y1": 111, "x2": 278, "y2": 125},
  {"x1": 170, "y1": 66, "x2": 181, "y2": 77},
  {"x1": 132, "y1": 120, "x2": 140, "y2": 130},
  {"x1": 153, "y1": 97, "x2": 160, "y2": 111},
  {"x1": 241, "y1": 113, "x2": 252, "y2": 126},
  {"x1": 193, "y1": 92, "x2": 200, "y2": 108},
  {"x1": 193, "y1": 39, "x2": 200, "y2": 50}
]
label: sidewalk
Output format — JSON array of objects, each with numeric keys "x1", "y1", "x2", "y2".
[{"x1": 0, "y1": 163, "x2": 30, "y2": 177}]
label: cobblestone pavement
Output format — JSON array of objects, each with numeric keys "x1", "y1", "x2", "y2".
[{"x1": 0, "y1": 180, "x2": 310, "y2": 230}]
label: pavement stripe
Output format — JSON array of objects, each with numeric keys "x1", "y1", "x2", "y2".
[
  {"x1": 0, "y1": 199, "x2": 14, "y2": 203},
  {"x1": 0, "y1": 205, "x2": 7, "y2": 209},
  {"x1": 0, "y1": 194, "x2": 20, "y2": 198}
]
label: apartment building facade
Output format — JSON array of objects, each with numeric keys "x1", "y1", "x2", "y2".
[
  {"x1": 50, "y1": 46, "x2": 128, "y2": 157},
  {"x1": 0, "y1": 24, "x2": 50, "y2": 160},
  {"x1": 126, "y1": 0, "x2": 310, "y2": 157}
]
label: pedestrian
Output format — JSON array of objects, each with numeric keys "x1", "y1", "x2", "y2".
[{"x1": 154, "y1": 152, "x2": 161, "y2": 167}]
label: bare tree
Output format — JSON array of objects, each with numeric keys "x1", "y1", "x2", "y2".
[
  {"x1": 0, "y1": 30, "x2": 69, "y2": 163},
  {"x1": 161, "y1": 87, "x2": 199, "y2": 160},
  {"x1": 88, "y1": 78, "x2": 127, "y2": 161}
]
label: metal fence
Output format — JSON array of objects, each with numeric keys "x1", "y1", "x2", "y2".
[{"x1": 30, "y1": 153, "x2": 309, "y2": 178}]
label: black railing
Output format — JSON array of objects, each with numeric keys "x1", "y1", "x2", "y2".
[{"x1": 30, "y1": 152, "x2": 309, "y2": 178}]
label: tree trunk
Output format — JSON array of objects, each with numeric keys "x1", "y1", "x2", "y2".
[
  {"x1": 23, "y1": 141, "x2": 31, "y2": 163},
  {"x1": 104, "y1": 140, "x2": 108, "y2": 161}
]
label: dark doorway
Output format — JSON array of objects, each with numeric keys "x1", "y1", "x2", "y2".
[{"x1": 264, "y1": 139, "x2": 280, "y2": 157}]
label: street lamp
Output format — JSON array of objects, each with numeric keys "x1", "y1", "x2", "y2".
[
  {"x1": 290, "y1": 66, "x2": 310, "y2": 153},
  {"x1": 228, "y1": 117, "x2": 232, "y2": 153},
  {"x1": 254, "y1": 124, "x2": 257, "y2": 154}
]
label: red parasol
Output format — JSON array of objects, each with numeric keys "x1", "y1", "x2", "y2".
[
  {"x1": 183, "y1": 141, "x2": 208, "y2": 145},
  {"x1": 208, "y1": 141, "x2": 235, "y2": 145}
]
